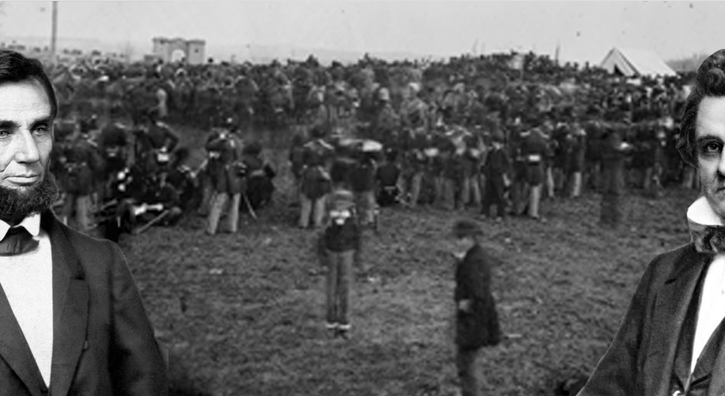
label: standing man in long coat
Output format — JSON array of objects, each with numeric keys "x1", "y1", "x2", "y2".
[{"x1": 452, "y1": 220, "x2": 502, "y2": 396}]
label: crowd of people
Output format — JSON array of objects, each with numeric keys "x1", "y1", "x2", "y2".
[
  {"x1": 39, "y1": 47, "x2": 711, "y2": 396},
  {"x1": 46, "y1": 48, "x2": 696, "y2": 242},
  {"x1": 279, "y1": 53, "x2": 691, "y2": 230}
]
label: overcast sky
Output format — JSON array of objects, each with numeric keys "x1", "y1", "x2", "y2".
[{"x1": 0, "y1": 1, "x2": 722, "y2": 64}]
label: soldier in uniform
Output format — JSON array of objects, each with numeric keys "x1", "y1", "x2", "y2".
[
  {"x1": 458, "y1": 131, "x2": 484, "y2": 209},
  {"x1": 400, "y1": 126, "x2": 431, "y2": 208},
  {"x1": 349, "y1": 146, "x2": 379, "y2": 226},
  {"x1": 376, "y1": 149, "x2": 402, "y2": 207},
  {"x1": 299, "y1": 127, "x2": 334, "y2": 229},
  {"x1": 130, "y1": 170, "x2": 184, "y2": 229},
  {"x1": 400, "y1": 82, "x2": 429, "y2": 134},
  {"x1": 551, "y1": 119, "x2": 572, "y2": 197},
  {"x1": 239, "y1": 141, "x2": 276, "y2": 212},
  {"x1": 328, "y1": 140, "x2": 356, "y2": 191},
  {"x1": 509, "y1": 122, "x2": 530, "y2": 216},
  {"x1": 369, "y1": 87, "x2": 400, "y2": 147},
  {"x1": 481, "y1": 132, "x2": 511, "y2": 221},
  {"x1": 567, "y1": 121, "x2": 587, "y2": 198},
  {"x1": 59, "y1": 119, "x2": 102, "y2": 233},
  {"x1": 205, "y1": 126, "x2": 243, "y2": 235},
  {"x1": 431, "y1": 131, "x2": 453, "y2": 209},
  {"x1": 288, "y1": 133, "x2": 307, "y2": 205},
  {"x1": 520, "y1": 126, "x2": 549, "y2": 220},
  {"x1": 134, "y1": 112, "x2": 180, "y2": 175},
  {"x1": 306, "y1": 88, "x2": 336, "y2": 138},
  {"x1": 97, "y1": 122, "x2": 129, "y2": 202},
  {"x1": 166, "y1": 147, "x2": 201, "y2": 213}
]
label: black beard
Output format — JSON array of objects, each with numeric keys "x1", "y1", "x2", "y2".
[{"x1": 0, "y1": 172, "x2": 59, "y2": 225}]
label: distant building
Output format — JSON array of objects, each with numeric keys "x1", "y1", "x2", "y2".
[
  {"x1": 151, "y1": 37, "x2": 205, "y2": 65},
  {"x1": 0, "y1": 41, "x2": 53, "y2": 63}
]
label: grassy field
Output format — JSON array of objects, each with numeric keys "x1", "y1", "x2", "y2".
[{"x1": 119, "y1": 124, "x2": 700, "y2": 396}]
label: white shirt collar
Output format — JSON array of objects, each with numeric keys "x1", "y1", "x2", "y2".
[
  {"x1": 687, "y1": 196, "x2": 724, "y2": 227},
  {"x1": 0, "y1": 214, "x2": 41, "y2": 240}
]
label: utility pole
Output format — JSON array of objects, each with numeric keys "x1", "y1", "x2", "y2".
[{"x1": 50, "y1": 1, "x2": 57, "y2": 64}]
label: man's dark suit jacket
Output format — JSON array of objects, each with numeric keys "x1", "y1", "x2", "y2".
[
  {"x1": 0, "y1": 212, "x2": 168, "y2": 395},
  {"x1": 578, "y1": 243, "x2": 725, "y2": 395},
  {"x1": 454, "y1": 243, "x2": 501, "y2": 349}
]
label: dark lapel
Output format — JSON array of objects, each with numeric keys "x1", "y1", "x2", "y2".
[
  {"x1": 43, "y1": 213, "x2": 89, "y2": 396},
  {"x1": 708, "y1": 275, "x2": 725, "y2": 395},
  {"x1": 643, "y1": 246, "x2": 709, "y2": 395},
  {"x1": 707, "y1": 329, "x2": 725, "y2": 395}
]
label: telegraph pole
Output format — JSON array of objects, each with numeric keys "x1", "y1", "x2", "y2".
[{"x1": 50, "y1": 1, "x2": 57, "y2": 64}]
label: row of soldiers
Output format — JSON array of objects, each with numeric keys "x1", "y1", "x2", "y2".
[{"x1": 290, "y1": 82, "x2": 674, "y2": 225}]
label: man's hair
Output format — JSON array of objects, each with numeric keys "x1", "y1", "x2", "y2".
[
  {"x1": 677, "y1": 49, "x2": 725, "y2": 167},
  {"x1": 452, "y1": 219, "x2": 482, "y2": 240},
  {"x1": 0, "y1": 50, "x2": 57, "y2": 119}
]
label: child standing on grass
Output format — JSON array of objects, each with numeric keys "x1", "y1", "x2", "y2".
[
  {"x1": 318, "y1": 189, "x2": 362, "y2": 339},
  {"x1": 452, "y1": 219, "x2": 502, "y2": 396}
]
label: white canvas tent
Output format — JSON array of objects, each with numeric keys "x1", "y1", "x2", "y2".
[{"x1": 600, "y1": 47, "x2": 677, "y2": 77}]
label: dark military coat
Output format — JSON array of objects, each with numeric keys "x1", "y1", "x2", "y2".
[
  {"x1": 205, "y1": 134, "x2": 243, "y2": 195},
  {"x1": 62, "y1": 135, "x2": 102, "y2": 195}
]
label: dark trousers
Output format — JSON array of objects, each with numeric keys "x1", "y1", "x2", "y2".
[
  {"x1": 600, "y1": 166, "x2": 625, "y2": 227},
  {"x1": 481, "y1": 174, "x2": 506, "y2": 218},
  {"x1": 325, "y1": 249, "x2": 354, "y2": 326},
  {"x1": 456, "y1": 346, "x2": 481, "y2": 396}
]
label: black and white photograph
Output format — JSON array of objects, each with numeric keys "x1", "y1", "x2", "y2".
[{"x1": 0, "y1": 1, "x2": 723, "y2": 395}]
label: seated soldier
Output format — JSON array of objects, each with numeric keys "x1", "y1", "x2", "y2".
[
  {"x1": 98, "y1": 122, "x2": 129, "y2": 200},
  {"x1": 98, "y1": 166, "x2": 137, "y2": 242},
  {"x1": 130, "y1": 171, "x2": 183, "y2": 228},
  {"x1": 239, "y1": 141, "x2": 276, "y2": 211},
  {"x1": 167, "y1": 147, "x2": 201, "y2": 213}
]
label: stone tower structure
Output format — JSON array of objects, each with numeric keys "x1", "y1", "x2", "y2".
[{"x1": 151, "y1": 37, "x2": 206, "y2": 65}]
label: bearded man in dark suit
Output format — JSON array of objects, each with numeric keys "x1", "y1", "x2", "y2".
[
  {"x1": 0, "y1": 50, "x2": 167, "y2": 395},
  {"x1": 578, "y1": 49, "x2": 725, "y2": 396}
]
